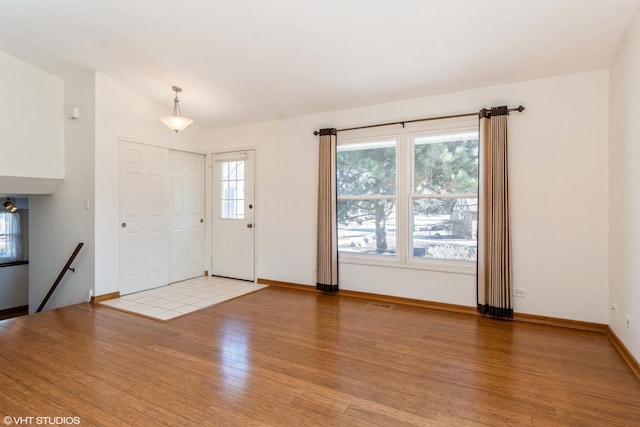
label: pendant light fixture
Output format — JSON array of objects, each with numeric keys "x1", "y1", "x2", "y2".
[
  {"x1": 3, "y1": 198, "x2": 17, "y2": 213},
  {"x1": 160, "y1": 86, "x2": 194, "y2": 133}
]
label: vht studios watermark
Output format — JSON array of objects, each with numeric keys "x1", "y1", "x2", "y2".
[{"x1": 3, "y1": 416, "x2": 81, "y2": 425}]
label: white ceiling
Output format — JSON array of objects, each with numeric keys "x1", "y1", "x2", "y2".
[{"x1": 0, "y1": 0, "x2": 638, "y2": 128}]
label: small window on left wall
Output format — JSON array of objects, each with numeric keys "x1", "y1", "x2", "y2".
[{"x1": 0, "y1": 208, "x2": 28, "y2": 265}]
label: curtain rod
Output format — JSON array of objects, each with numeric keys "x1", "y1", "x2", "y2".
[{"x1": 313, "y1": 105, "x2": 525, "y2": 135}]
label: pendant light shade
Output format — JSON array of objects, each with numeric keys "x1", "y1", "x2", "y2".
[
  {"x1": 160, "y1": 86, "x2": 194, "y2": 133},
  {"x1": 3, "y1": 198, "x2": 17, "y2": 213}
]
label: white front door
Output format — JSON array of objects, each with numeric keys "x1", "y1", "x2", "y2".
[
  {"x1": 211, "y1": 150, "x2": 255, "y2": 281},
  {"x1": 169, "y1": 150, "x2": 205, "y2": 283},
  {"x1": 119, "y1": 141, "x2": 169, "y2": 295}
]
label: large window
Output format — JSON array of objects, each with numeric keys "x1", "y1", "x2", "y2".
[{"x1": 337, "y1": 122, "x2": 478, "y2": 266}]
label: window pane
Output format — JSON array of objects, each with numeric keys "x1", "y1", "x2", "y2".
[
  {"x1": 221, "y1": 162, "x2": 228, "y2": 180},
  {"x1": 228, "y1": 180, "x2": 237, "y2": 197},
  {"x1": 229, "y1": 162, "x2": 238, "y2": 180},
  {"x1": 220, "y1": 160, "x2": 245, "y2": 219},
  {"x1": 338, "y1": 199, "x2": 396, "y2": 256},
  {"x1": 0, "y1": 212, "x2": 18, "y2": 261},
  {"x1": 414, "y1": 132, "x2": 478, "y2": 195},
  {"x1": 237, "y1": 161, "x2": 244, "y2": 180},
  {"x1": 222, "y1": 201, "x2": 230, "y2": 219},
  {"x1": 337, "y1": 141, "x2": 396, "y2": 196},
  {"x1": 237, "y1": 181, "x2": 245, "y2": 200},
  {"x1": 229, "y1": 200, "x2": 237, "y2": 218},
  {"x1": 412, "y1": 198, "x2": 477, "y2": 261}
]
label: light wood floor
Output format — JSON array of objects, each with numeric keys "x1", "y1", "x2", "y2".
[{"x1": 1, "y1": 287, "x2": 639, "y2": 426}]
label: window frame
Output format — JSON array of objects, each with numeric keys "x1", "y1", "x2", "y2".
[
  {"x1": 409, "y1": 128, "x2": 479, "y2": 264},
  {"x1": 337, "y1": 117, "x2": 478, "y2": 275}
]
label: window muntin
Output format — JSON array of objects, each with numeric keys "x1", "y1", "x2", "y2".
[
  {"x1": 337, "y1": 139, "x2": 397, "y2": 256},
  {"x1": 220, "y1": 160, "x2": 245, "y2": 219},
  {"x1": 411, "y1": 131, "x2": 478, "y2": 261}
]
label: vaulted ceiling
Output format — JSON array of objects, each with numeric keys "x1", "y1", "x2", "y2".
[{"x1": 0, "y1": 0, "x2": 637, "y2": 128}]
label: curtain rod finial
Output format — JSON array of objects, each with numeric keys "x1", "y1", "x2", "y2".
[
  {"x1": 516, "y1": 105, "x2": 525, "y2": 112},
  {"x1": 313, "y1": 130, "x2": 320, "y2": 136}
]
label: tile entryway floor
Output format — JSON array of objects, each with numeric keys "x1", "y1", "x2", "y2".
[{"x1": 99, "y1": 276, "x2": 267, "y2": 321}]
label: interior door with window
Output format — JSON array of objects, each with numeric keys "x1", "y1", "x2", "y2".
[{"x1": 211, "y1": 150, "x2": 255, "y2": 281}]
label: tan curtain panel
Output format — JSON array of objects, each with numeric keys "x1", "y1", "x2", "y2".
[
  {"x1": 477, "y1": 106, "x2": 512, "y2": 318},
  {"x1": 317, "y1": 128, "x2": 339, "y2": 293}
]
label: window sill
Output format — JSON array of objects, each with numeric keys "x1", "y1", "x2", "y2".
[
  {"x1": 0, "y1": 260, "x2": 29, "y2": 268},
  {"x1": 338, "y1": 253, "x2": 476, "y2": 275}
]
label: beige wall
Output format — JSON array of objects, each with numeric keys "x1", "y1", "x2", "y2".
[{"x1": 610, "y1": 9, "x2": 640, "y2": 363}]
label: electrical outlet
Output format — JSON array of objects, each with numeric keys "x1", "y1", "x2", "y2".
[
  {"x1": 626, "y1": 314, "x2": 631, "y2": 329},
  {"x1": 513, "y1": 288, "x2": 526, "y2": 298}
]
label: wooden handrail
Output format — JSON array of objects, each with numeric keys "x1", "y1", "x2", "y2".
[{"x1": 36, "y1": 243, "x2": 84, "y2": 313}]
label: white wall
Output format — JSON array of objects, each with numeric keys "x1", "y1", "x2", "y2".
[
  {"x1": 0, "y1": 50, "x2": 64, "y2": 181},
  {"x1": 209, "y1": 70, "x2": 610, "y2": 323},
  {"x1": 609, "y1": 10, "x2": 640, "y2": 362},
  {"x1": 0, "y1": 49, "x2": 74, "y2": 313},
  {"x1": 0, "y1": 264, "x2": 28, "y2": 310},
  {"x1": 94, "y1": 72, "x2": 208, "y2": 296},
  {"x1": 26, "y1": 69, "x2": 209, "y2": 310},
  {"x1": 29, "y1": 72, "x2": 96, "y2": 313}
]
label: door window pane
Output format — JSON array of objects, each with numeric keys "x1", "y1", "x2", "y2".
[{"x1": 220, "y1": 160, "x2": 245, "y2": 219}]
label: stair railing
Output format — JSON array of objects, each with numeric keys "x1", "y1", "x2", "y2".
[{"x1": 36, "y1": 242, "x2": 84, "y2": 313}]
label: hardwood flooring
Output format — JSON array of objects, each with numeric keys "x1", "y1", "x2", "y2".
[{"x1": 0, "y1": 287, "x2": 638, "y2": 426}]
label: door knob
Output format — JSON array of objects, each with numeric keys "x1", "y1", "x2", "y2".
[
  {"x1": 121, "y1": 223, "x2": 127, "y2": 228},
  {"x1": 247, "y1": 223, "x2": 253, "y2": 228}
]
